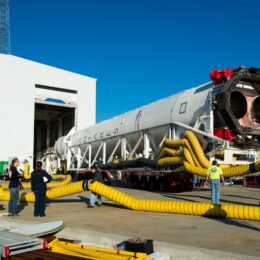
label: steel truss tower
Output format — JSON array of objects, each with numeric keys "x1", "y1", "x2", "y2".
[{"x1": 0, "y1": 0, "x2": 10, "y2": 54}]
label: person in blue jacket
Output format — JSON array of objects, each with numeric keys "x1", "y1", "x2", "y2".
[{"x1": 31, "y1": 161, "x2": 52, "y2": 217}]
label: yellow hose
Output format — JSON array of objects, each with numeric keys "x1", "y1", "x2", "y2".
[
  {"x1": 23, "y1": 162, "x2": 30, "y2": 180},
  {"x1": 183, "y1": 160, "x2": 260, "y2": 178},
  {"x1": 88, "y1": 181, "x2": 260, "y2": 221},
  {"x1": 183, "y1": 148, "x2": 195, "y2": 165},
  {"x1": 183, "y1": 161, "x2": 207, "y2": 177},
  {"x1": 164, "y1": 138, "x2": 202, "y2": 167},
  {"x1": 157, "y1": 157, "x2": 183, "y2": 167},
  {"x1": 156, "y1": 148, "x2": 183, "y2": 160},
  {"x1": 159, "y1": 131, "x2": 260, "y2": 178},
  {"x1": 184, "y1": 131, "x2": 212, "y2": 168},
  {"x1": 0, "y1": 175, "x2": 72, "y2": 190},
  {"x1": 0, "y1": 180, "x2": 85, "y2": 203}
]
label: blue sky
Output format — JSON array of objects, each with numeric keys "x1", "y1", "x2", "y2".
[{"x1": 11, "y1": 0, "x2": 260, "y2": 122}]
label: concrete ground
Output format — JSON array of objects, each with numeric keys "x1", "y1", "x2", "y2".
[{"x1": 0, "y1": 184, "x2": 260, "y2": 259}]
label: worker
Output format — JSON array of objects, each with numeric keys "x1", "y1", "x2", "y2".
[
  {"x1": 57, "y1": 162, "x2": 65, "y2": 175},
  {"x1": 205, "y1": 160, "x2": 224, "y2": 204},
  {"x1": 50, "y1": 165, "x2": 57, "y2": 175},
  {"x1": 31, "y1": 161, "x2": 52, "y2": 217},
  {"x1": 8, "y1": 158, "x2": 20, "y2": 216},
  {"x1": 88, "y1": 165, "x2": 104, "y2": 208}
]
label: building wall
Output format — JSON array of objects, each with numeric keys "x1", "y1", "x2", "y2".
[{"x1": 0, "y1": 54, "x2": 96, "y2": 166}]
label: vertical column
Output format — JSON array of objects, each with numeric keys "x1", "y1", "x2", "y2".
[
  {"x1": 88, "y1": 145, "x2": 92, "y2": 168},
  {"x1": 67, "y1": 148, "x2": 72, "y2": 170},
  {"x1": 209, "y1": 99, "x2": 214, "y2": 135},
  {"x1": 77, "y1": 147, "x2": 81, "y2": 169},
  {"x1": 102, "y1": 142, "x2": 106, "y2": 164},
  {"x1": 143, "y1": 133, "x2": 150, "y2": 158},
  {"x1": 121, "y1": 137, "x2": 127, "y2": 160}
]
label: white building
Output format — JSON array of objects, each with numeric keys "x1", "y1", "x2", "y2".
[{"x1": 0, "y1": 54, "x2": 96, "y2": 171}]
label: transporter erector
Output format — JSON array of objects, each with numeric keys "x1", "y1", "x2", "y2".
[{"x1": 54, "y1": 67, "x2": 260, "y2": 190}]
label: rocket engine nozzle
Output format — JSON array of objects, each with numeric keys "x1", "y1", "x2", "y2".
[
  {"x1": 216, "y1": 67, "x2": 260, "y2": 136},
  {"x1": 230, "y1": 91, "x2": 247, "y2": 119},
  {"x1": 252, "y1": 96, "x2": 260, "y2": 123}
]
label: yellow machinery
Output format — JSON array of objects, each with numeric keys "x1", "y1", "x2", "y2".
[{"x1": 48, "y1": 238, "x2": 150, "y2": 260}]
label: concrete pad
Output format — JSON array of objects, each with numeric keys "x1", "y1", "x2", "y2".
[{"x1": 0, "y1": 184, "x2": 259, "y2": 259}]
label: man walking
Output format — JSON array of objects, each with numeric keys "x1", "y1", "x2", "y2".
[
  {"x1": 206, "y1": 160, "x2": 224, "y2": 204},
  {"x1": 88, "y1": 165, "x2": 104, "y2": 208},
  {"x1": 31, "y1": 161, "x2": 52, "y2": 217}
]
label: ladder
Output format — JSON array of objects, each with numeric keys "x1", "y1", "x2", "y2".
[{"x1": 0, "y1": 230, "x2": 46, "y2": 257}]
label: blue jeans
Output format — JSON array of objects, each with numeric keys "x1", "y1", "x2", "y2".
[
  {"x1": 9, "y1": 188, "x2": 19, "y2": 214},
  {"x1": 34, "y1": 191, "x2": 46, "y2": 217},
  {"x1": 210, "y1": 179, "x2": 221, "y2": 204},
  {"x1": 90, "y1": 193, "x2": 102, "y2": 206}
]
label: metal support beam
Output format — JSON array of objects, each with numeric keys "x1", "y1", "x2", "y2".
[
  {"x1": 107, "y1": 139, "x2": 121, "y2": 163},
  {"x1": 121, "y1": 137, "x2": 127, "y2": 160},
  {"x1": 88, "y1": 145, "x2": 92, "y2": 168},
  {"x1": 76, "y1": 147, "x2": 82, "y2": 168},
  {"x1": 143, "y1": 133, "x2": 150, "y2": 158},
  {"x1": 129, "y1": 134, "x2": 144, "y2": 157},
  {"x1": 92, "y1": 142, "x2": 104, "y2": 166},
  {"x1": 102, "y1": 141, "x2": 106, "y2": 163}
]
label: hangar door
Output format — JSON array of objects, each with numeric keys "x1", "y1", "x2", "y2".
[{"x1": 34, "y1": 85, "x2": 77, "y2": 165}]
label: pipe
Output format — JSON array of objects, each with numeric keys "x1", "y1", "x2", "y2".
[
  {"x1": 164, "y1": 138, "x2": 202, "y2": 167},
  {"x1": 0, "y1": 180, "x2": 86, "y2": 203},
  {"x1": 160, "y1": 131, "x2": 260, "y2": 177},
  {"x1": 183, "y1": 160, "x2": 260, "y2": 178},
  {"x1": 88, "y1": 181, "x2": 260, "y2": 221},
  {"x1": 184, "y1": 131, "x2": 212, "y2": 168},
  {"x1": 0, "y1": 174, "x2": 72, "y2": 190},
  {"x1": 156, "y1": 148, "x2": 183, "y2": 160},
  {"x1": 23, "y1": 162, "x2": 30, "y2": 180},
  {"x1": 157, "y1": 157, "x2": 183, "y2": 167}
]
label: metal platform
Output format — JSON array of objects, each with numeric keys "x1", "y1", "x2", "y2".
[{"x1": 0, "y1": 230, "x2": 45, "y2": 257}]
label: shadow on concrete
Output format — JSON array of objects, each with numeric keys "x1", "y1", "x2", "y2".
[
  {"x1": 101, "y1": 202, "x2": 126, "y2": 209},
  {"x1": 206, "y1": 216, "x2": 260, "y2": 232},
  {"x1": 48, "y1": 196, "x2": 90, "y2": 205},
  {"x1": 162, "y1": 194, "x2": 258, "y2": 206},
  {"x1": 17, "y1": 202, "x2": 27, "y2": 214},
  {"x1": 225, "y1": 194, "x2": 258, "y2": 200}
]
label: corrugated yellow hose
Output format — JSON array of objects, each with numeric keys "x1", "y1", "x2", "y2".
[
  {"x1": 156, "y1": 148, "x2": 183, "y2": 160},
  {"x1": 0, "y1": 174, "x2": 72, "y2": 190},
  {"x1": 88, "y1": 181, "x2": 260, "y2": 221},
  {"x1": 23, "y1": 162, "x2": 30, "y2": 180},
  {"x1": 164, "y1": 138, "x2": 202, "y2": 167},
  {"x1": 0, "y1": 180, "x2": 86, "y2": 202},
  {"x1": 183, "y1": 159, "x2": 260, "y2": 178},
  {"x1": 157, "y1": 157, "x2": 183, "y2": 167},
  {"x1": 184, "y1": 131, "x2": 212, "y2": 168},
  {"x1": 159, "y1": 131, "x2": 260, "y2": 178}
]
